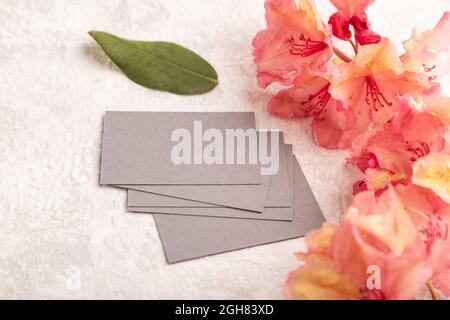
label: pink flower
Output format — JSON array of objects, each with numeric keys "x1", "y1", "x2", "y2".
[
  {"x1": 267, "y1": 70, "x2": 356, "y2": 149},
  {"x1": 412, "y1": 153, "x2": 450, "y2": 204},
  {"x1": 285, "y1": 224, "x2": 364, "y2": 300},
  {"x1": 348, "y1": 98, "x2": 447, "y2": 192},
  {"x1": 252, "y1": 0, "x2": 450, "y2": 300},
  {"x1": 252, "y1": 0, "x2": 333, "y2": 88},
  {"x1": 330, "y1": 39, "x2": 432, "y2": 148},
  {"x1": 402, "y1": 12, "x2": 450, "y2": 80},
  {"x1": 423, "y1": 95, "x2": 450, "y2": 127},
  {"x1": 328, "y1": 1, "x2": 381, "y2": 45},
  {"x1": 286, "y1": 184, "x2": 449, "y2": 300}
]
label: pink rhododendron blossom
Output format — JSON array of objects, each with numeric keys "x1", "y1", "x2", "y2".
[
  {"x1": 348, "y1": 98, "x2": 447, "y2": 192},
  {"x1": 330, "y1": 39, "x2": 432, "y2": 148},
  {"x1": 286, "y1": 185, "x2": 450, "y2": 300},
  {"x1": 329, "y1": 1, "x2": 380, "y2": 45},
  {"x1": 253, "y1": 0, "x2": 450, "y2": 300},
  {"x1": 252, "y1": 0, "x2": 333, "y2": 88}
]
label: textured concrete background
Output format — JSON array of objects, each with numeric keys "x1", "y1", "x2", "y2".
[{"x1": 0, "y1": 0, "x2": 449, "y2": 299}]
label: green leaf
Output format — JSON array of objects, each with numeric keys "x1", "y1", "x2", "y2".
[{"x1": 88, "y1": 31, "x2": 219, "y2": 95}]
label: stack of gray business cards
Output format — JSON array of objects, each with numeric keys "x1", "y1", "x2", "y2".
[{"x1": 100, "y1": 111, "x2": 325, "y2": 263}]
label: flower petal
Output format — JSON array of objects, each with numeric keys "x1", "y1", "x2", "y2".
[
  {"x1": 380, "y1": 247, "x2": 432, "y2": 300},
  {"x1": 303, "y1": 223, "x2": 340, "y2": 255},
  {"x1": 412, "y1": 153, "x2": 450, "y2": 204},
  {"x1": 253, "y1": 30, "x2": 300, "y2": 88},
  {"x1": 268, "y1": 86, "x2": 303, "y2": 117},
  {"x1": 285, "y1": 253, "x2": 362, "y2": 300},
  {"x1": 267, "y1": 0, "x2": 326, "y2": 38},
  {"x1": 330, "y1": 39, "x2": 405, "y2": 107},
  {"x1": 364, "y1": 168, "x2": 397, "y2": 190},
  {"x1": 346, "y1": 187, "x2": 420, "y2": 255},
  {"x1": 268, "y1": 72, "x2": 331, "y2": 118},
  {"x1": 425, "y1": 96, "x2": 450, "y2": 127},
  {"x1": 386, "y1": 97, "x2": 446, "y2": 152}
]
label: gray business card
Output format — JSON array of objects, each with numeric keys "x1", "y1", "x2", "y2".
[
  {"x1": 100, "y1": 111, "x2": 263, "y2": 185},
  {"x1": 127, "y1": 145, "x2": 293, "y2": 220},
  {"x1": 125, "y1": 137, "x2": 290, "y2": 212},
  {"x1": 153, "y1": 154, "x2": 325, "y2": 263}
]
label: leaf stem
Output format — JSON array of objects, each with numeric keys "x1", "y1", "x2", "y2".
[
  {"x1": 349, "y1": 39, "x2": 358, "y2": 54},
  {"x1": 333, "y1": 46, "x2": 352, "y2": 63},
  {"x1": 427, "y1": 281, "x2": 439, "y2": 300}
]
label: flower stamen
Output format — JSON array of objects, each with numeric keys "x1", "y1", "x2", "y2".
[
  {"x1": 289, "y1": 34, "x2": 328, "y2": 57},
  {"x1": 299, "y1": 84, "x2": 332, "y2": 120},
  {"x1": 365, "y1": 77, "x2": 393, "y2": 112},
  {"x1": 407, "y1": 141, "x2": 430, "y2": 162},
  {"x1": 423, "y1": 64, "x2": 436, "y2": 73},
  {"x1": 422, "y1": 214, "x2": 448, "y2": 254}
]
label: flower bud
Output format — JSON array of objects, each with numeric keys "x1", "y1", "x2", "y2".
[
  {"x1": 328, "y1": 11, "x2": 352, "y2": 40},
  {"x1": 350, "y1": 12, "x2": 371, "y2": 33}
]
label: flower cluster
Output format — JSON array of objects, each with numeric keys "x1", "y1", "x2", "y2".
[{"x1": 253, "y1": 0, "x2": 450, "y2": 299}]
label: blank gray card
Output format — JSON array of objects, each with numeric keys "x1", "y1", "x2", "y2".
[
  {"x1": 127, "y1": 145, "x2": 293, "y2": 221},
  {"x1": 153, "y1": 154, "x2": 325, "y2": 263},
  {"x1": 100, "y1": 112, "x2": 262, "y2": 185}
]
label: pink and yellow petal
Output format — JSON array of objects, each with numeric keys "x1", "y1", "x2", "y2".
[
  {"x1": 412, "y1": 153, "x2": 450, "y2": 204},
  {"x1": 331, "y1": 221, "x2": 383, "y2": 284},
  {"x1": 285, "y1": 254, "x2": 362, "y2": 300},
  {"x1": 363, "y1": 168, "x2": 398, "y2": 190},
  {"x1": 432, "y1": 270, "x2": 450, "y2": 296},
  {"x1": 353, "y1": 39, "x2": 403, "y2": 76},
  {"x1": 303, "y1": 223, "x2": 340, "y2": 254},
  {"x1": 425, "y1": 96, "x2": 450, "y2": 127},
  {"x1": 295, "y1": 0, "x2": 327, "y2": 34},
  {"x1": 266, "y1": 0, "x2": 323, "y2": 39},
  {"x1": 347, "y1": 187, "x2": 420, "y2": 255}
]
